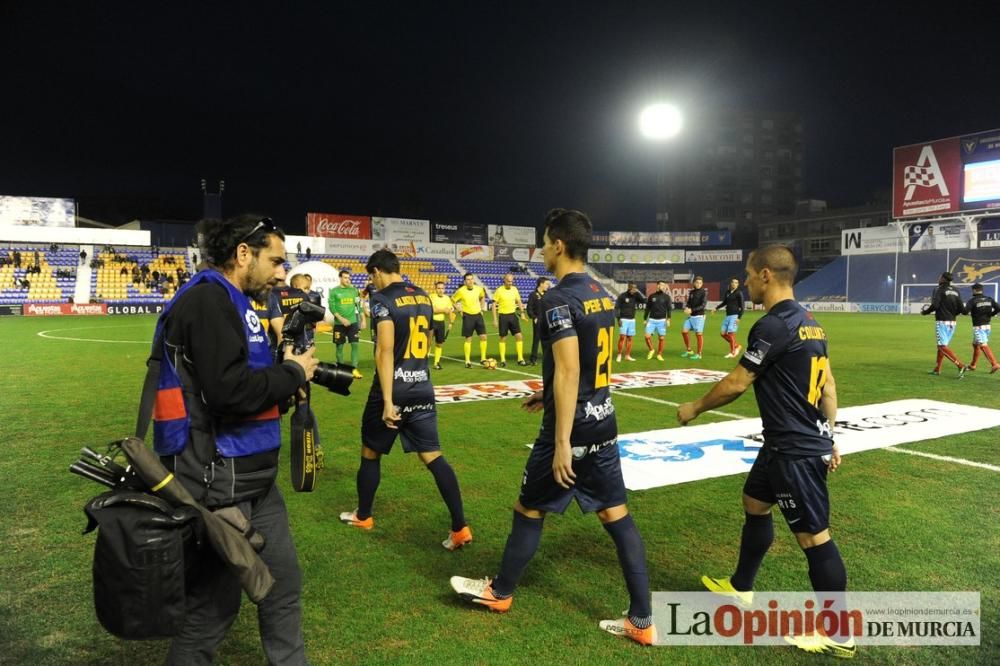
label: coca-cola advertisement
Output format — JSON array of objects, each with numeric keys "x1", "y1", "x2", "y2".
[{"x1": 306, "y1": 213, "x2": 372, "y2": 239}]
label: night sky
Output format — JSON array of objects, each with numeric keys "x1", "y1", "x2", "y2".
[{"x1": 2, "y1": 2, "x2": 997, "y2": 233}]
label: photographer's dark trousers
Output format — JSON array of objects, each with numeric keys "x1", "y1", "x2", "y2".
[
  {"x1": 529, "y1": 317, "x2": 542, "y2": 363},
  {"x1": 166, "y1": 484, "x2": 305, "y2": 666}
]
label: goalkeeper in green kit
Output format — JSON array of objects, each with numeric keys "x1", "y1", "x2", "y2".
[{"x1": 329, "y1": 269, "x2": 367, "y2": 378}]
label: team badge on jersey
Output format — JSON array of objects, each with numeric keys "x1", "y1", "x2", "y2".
[
  {"x1": 546, "y1": 304, "x2": 573, "y2": 333},
  {"x1": 743, "y1": 338, "x2": 772, "y2": 365}
]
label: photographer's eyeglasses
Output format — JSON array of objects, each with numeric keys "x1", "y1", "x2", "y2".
[{"x1": 238, "y1": 217, "x2": 277, "y2": 244}]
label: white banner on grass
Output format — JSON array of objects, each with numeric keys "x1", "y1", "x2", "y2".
[
  {"x1": 435, "y1": 368, "x2": 726, "y2": 404},
  {"x1": 618, "y1": 399, "x2": 1000, "y2": 490}
]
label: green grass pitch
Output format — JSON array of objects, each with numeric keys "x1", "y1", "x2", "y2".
[{"x1": 0, "y1": 310, "x2": 997, "y2": 664}]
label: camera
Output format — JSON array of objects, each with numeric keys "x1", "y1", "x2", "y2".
[{"x1": 280, "y1": 292, "x2": 355, "y2": 396}]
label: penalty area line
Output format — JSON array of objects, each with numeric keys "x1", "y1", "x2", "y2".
[{"x1": 885, "y1": 446, "x2": 1000, "y2": 472}]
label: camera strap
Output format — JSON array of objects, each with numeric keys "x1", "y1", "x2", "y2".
[{"x1": 289, "y1": 384, "x2": 318, "y2": 492}]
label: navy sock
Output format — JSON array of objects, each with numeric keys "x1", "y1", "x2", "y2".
[
  {"x1": 356, "y1": 457, "x2": 380, "y2": 520},
  {"x1": 603, "y1": 514, "x2": 652, "y2": 620},
  {"x1": 805, "y1": 540, "x2": 847, "y2": 591},
  {"x1": 493, "y1": 511, "x2": 544, "y2": 597},
  {"x1": 731, "y1": 512, "x2": 773, "y2": 591},
  {"x1": 426, "y1": 456, "x2": 466, "y2": 532},
  {"x1": 805, "y1": 540, "x2": 849, "y2": 639}
]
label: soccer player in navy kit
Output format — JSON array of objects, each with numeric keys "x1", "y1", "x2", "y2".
[
  {"x1": 677, "y1": 246, "x2": 854, "y2": 658},
  {"x1": 339, "y1": 249, "x2": 472, "y2": 551},
  {"x1": 680, "y1": 276, "x2": 709, "y2": 360},
  {"x1": 964, "y1": 282, "x2": 1000, "y2": 373},
  {"x1": 451, "y1": 209, "x2": 656, "y2": 646},
  {"x1": 715, "y1": 277, "x2": 745, "y2": 358},
  {"x1": 644, "y1": 281, "x2": 672, "y2": 361},
  {"x1": 921, "y1": 271, "x2": 967, "y2": 377},
  {"x1": 615, "y1": 282, "x2": 646, "y2": 362}
]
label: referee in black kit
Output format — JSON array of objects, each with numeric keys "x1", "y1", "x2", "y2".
[{"x1": 677, "y1": 245, "x2": 854, "y2": 659}]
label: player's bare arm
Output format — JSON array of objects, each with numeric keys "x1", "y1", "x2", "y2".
[
  {"x1": 820, "y1": 361, "x2": 840, "y2": 471},
  {"x1": 677, "y1": 364, "x2": 757, "y2": 425},
  {"x1": 551, "y1": 336, "x2": 579, "y2": 489},
  {"x1": 376, "y1": 319, "x2": 399, "y2": 428}
]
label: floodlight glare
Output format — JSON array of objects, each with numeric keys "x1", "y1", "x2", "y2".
[{"x1": 639, "y1": 103, "x2": 683, "y2": 140}]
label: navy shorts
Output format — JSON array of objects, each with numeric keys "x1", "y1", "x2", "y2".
[
  {"x1": 498, "y1": 313, "x2": 522, "y2": 336},
  {"x1": 334, "y1": 322, "x2": 360, "y2": 344},
  {"x1": 361, "y1": 398, "x2": 440, "y2": 455},
  {"x1": 432, "y1": 320, "x2": 448, "y2": 344},
  {"x1": 743, "y1": 447, "x2": 830, "y2": 534},
  {"x1": 519, "y1": 438, "x2": 627, "y2": 514},
  {"x1": 462, "y1": 313, "x2": 486, "y2": 337}
]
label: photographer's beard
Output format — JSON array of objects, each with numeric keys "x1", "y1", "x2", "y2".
[{"x1": 245, "y1": 255, "x2": 277, "y2": 303}]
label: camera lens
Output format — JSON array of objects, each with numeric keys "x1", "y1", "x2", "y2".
[{"x1": 312, "y1": 362, "x2": 354, "y2": 396}]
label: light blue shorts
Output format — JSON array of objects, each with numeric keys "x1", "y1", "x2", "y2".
[
  {"x1": 683, "y1": 315, "x2": 706, "y2": 334},
  {"x1": 619, "y1": 318, "x2": 636, "y2": 336},
  {"x1": 935, "y1": 321, "x2": 956, "y2": 346},
  {"x1": 645, "y1": 318, "x2": 667, "y2": 336},
  {"x1": 973, "y1": 325, "x2": 991, "y2": 345},
  {"x1": 721, "y1": 314, "x2": 739, "y2": 334}
]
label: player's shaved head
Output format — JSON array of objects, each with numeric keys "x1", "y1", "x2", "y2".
[{"x1": 748, "y1": 246, "x2": 797, "y2": 285}]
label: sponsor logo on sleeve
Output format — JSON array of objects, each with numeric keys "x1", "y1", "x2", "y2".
[
  {"x1": 742, "y1": 338, "x2": 771, "y2": 365},
  {"x1": 371, "y1": 302, "x2": 390, "y2": 319},
  {"x1": 546, "y1": 304, "x2": 573, "y2": 332}
]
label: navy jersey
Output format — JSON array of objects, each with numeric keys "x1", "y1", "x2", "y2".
[
  {"x1": 686, "y1": 287, "x2": 708, "y2": 315},
  {"x1": 646, "y1": 291, "x2": 673, "y2": 319},
  {"x1": 615, "y1": 290, "x2": 645, "y2": 319},
  {"x1": 368, "y1": 281, "x2": 435, "y2": 407},
  {"x1": 274, "y1": 286, "x2": 307, "y2": 317},
  {"x1": 965, "y1": 294, "x2": 1000, "y2": 327},
  {"x1": 716, "y1": 288, "x2": 745, "y2": 316},
  {"x1": 538, "y1": 273, "x2": 617, "y2": 445},
  {"x1": 739, "y1": 299, "x2": 832, "y2": 457},
  {"x1": 924, "y1": 284, "x2": 963, "y2": 321}
]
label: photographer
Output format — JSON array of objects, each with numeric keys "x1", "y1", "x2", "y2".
[{"x1": 149, "y1": 214, "x2": 317, "y2": 665}]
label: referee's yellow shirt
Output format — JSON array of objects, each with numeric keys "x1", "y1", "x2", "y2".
[
  {"x1": 493, "y1": 285, "x2": 521, "y2": 315},
  {"x1": 430, "y1": 294, "x2": 453, "y2": 322},
  {"x1": 453, "y1": 285, "x2": 486, "y2": 315}
]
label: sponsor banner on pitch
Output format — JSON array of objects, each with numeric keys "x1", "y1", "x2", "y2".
[
  {"x1": 892, "y1": 138, "x2": 962, "y2": 218},
  {"x1": 650, "y1": 591, "x2": 980, "y2": 646},
  {"x1": 306, "y1": 213, "x2": 372, "y2": 239},
  {"x1": 372, "y1": 217, "x2": 430, "y2": 242},
  {"x1": 488, "y1": 224, "x2": 536, "y2": 246},
  {"x1": 618, "y1": 399, "x2": 1000, "y2": 490},
  {"x1": 0, "y1": 304, "x2": 22, "y2": 316},
  {"x1": 435, "y1": 369, "x2": 727, "y2": 404},
  {"x1": 106, "y1": 303, "x2": 165, "y2": 315},
  {"x1": 23, "y1": 303, "x2": 108, "y2": 316}
]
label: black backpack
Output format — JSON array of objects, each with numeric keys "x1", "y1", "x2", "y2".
[{"x1": 83, "y1": 490, "x2": 203, "y2": 640}]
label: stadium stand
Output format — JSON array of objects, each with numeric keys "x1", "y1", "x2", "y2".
[
  {"x1": 1, "y1": 245, "x2": 79, "y2": 304},
  {"x1": 91, "y1": 247, "x2": 191, "y2": 303},
  {"x1": 310, "y1": 255, "x2": 465, "y2": 293}
]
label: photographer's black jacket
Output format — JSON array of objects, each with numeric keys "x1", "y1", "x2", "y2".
[{"x1": 164, "y1": 282, "x2": 305, "y2": 416}]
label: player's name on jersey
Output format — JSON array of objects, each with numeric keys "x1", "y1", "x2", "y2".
[
  {"x1": 617, "y1": 399, "x2": 1000, "y2": 491},
  {"x1": 434, "y1": 368, "x2": 727, "y2": 404},
  {"x1": 395, "y1": 294, "x2": 431, "y2": 307}
]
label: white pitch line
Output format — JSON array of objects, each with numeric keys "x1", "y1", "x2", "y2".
[{"x1": 886, "y1": 447, "x2": 1000, "y2": 472}]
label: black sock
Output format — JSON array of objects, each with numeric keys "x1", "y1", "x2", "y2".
[
  {"x1": 493, "y1": 511, "x2": 544, "y2": 597},
  {"x1": 731, "y1": 512, "x2": 773, "y2": 591},
  {"x1": 603, "y1": 514, "x2": 652, "y2": 620},
  {"x1": 426, "y1": 456, "x2": 466, "y2": 532},
  {"x1": 356, "y1": 457, "x2": 380, "y2": 520},
  {"x1": 805, "y1": 540, "x2": 849, "y2": 640},
  {"x1": 805, "y1": 540, "x2": 846, "y2": 591}
]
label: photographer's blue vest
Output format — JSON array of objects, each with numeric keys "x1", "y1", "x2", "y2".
[{"x1": 151, "y1": 270, "x2": 281, "y2": 458}]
